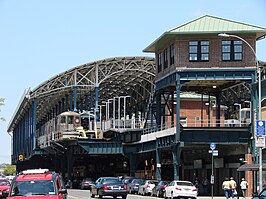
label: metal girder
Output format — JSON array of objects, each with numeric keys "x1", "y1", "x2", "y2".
[
  {"x1": 78, "y1": 140, "x2": 123, "y2": 154},
  {"x1": 8, "y1": 56, "x2": 156, "y2": 132}
]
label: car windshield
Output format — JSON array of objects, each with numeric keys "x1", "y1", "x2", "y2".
[
  {"x1": 10, "y1": 180, "x2": 56, "y2": 196},
  {"x1": 102, "y1": 178, "x2": 121, "y2": 185},
  {"x1": 133, "y1": 179, "x2": 142, "y2": 183}
]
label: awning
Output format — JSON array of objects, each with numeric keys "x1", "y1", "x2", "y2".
[{"x1": 237, "y1": 163, "x2": 266, "y2": 171}]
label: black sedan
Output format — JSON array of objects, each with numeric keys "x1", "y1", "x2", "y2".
[{"x1": 91, "y1": 177, "x2": 128, "y2": 199}]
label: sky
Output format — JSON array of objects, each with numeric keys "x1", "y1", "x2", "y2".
[{"x1": 0, "y1": 0, "x2": 266, "y2": 164}]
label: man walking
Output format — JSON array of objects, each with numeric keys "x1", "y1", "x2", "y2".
[
  {"x1": 240, "y1": 178, "x2": 248, "y2": 198},
  {"x1": 229, "y1": 177, "x2": 237, "y2": 198}
]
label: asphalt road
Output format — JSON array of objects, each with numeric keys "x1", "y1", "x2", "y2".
[{"x1": 66, "y1": 189, "x2": 230, "y2": 199}]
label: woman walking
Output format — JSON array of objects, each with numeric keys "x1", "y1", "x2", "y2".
[{"x1": 222, "y1": 177, "x2": 231, "y2": 199}]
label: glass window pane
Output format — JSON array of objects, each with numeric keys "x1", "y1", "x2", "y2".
[
  {"x1": 222, "y1": 46, "x2": 230, "y2": 52},
  {"x1": 201, "y1": 54, "x2": 209, "y2": 61},
  {"x1": 234, "y1": 40, "x2": 242, "y2": 45},
  {"x1": 234, "y1": 45, "x2": 242, "y2": 52},
  {"x1": 189, "y1": 46, "x2": 197, "y2": 53},
  {"x1": 201, "y1": 41, "x2": 209, "y2": 45},
  {"x1": 234, "y1": 53, "x2": 242, "y2": 60},
  {"x1": 223, "y1": 53, "x2": 230, "y2": 60},
  {"x1": 189, "y1": 54, "x2": 197, "y2": 61},
  {"x1": 222, "y1": 41, "x2": 231, "y2": 45},
  {"x1": 201, "y1": 46, "x2": 209, "y2": 53},
  {"x1": 189, "y1": 41, "x2": 197, "y2": 45}
]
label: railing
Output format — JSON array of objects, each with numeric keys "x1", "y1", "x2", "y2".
[{"x1": 37, "y1": 118, "x2": 250, "y2": 148}]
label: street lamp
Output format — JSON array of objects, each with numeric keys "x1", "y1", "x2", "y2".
[
  {"x1": 219, "y1": 33, "x2": 263, "y2": 191},
  {"x1": 234, "y1": 103, "x2": 242, "y2": 127}
]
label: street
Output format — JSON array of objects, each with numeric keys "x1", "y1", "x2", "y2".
[{"x1": 66, "y1": 189, "x2": 231, "y2": 199}]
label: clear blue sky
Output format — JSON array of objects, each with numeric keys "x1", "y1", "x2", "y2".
[{"x1": 0, "y1": 0, "x2": 266, "y2": 164}]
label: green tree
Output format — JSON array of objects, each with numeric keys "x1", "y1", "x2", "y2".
[
  {"x1": 3, "y1": 164, "x2": 16, "y2": 176},
  {"x1": 0, "y1": 98, "x2": 5, "y2": 121}
]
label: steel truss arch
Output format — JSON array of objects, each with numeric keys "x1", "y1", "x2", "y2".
[{"x1": 8, "y1": 56, "x2": 156, "y2": 132}]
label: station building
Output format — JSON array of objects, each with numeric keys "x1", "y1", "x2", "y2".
[{"x1": 7, "y1": 15, "x2": 266, "y2": 196}]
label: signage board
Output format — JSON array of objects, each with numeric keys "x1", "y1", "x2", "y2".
[
  {"x1": 256, "y1": 120, "x2": 266, "y2": 136},
  {"x1": 210, "y1": 143, "x2": 216, "y2": 150},
  {"x1": 256, "y1": 136, "x2": 265, "y2": 148}
]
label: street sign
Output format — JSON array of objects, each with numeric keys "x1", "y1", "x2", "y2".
[
  {"x1": 256, "y1": 120, "x2": 266, "y2": 136},
  {"x1": 210, "y1": 143, "x2": 216, "y2": 150},
  {"x1": 209, "y1": 150, "x2": 218, "y2": 156},
  {"x1": 256, "y1": 137, "x2": 266, "y2": 148},
  {"x1": 210, "y1": 175, "x2": 214, "y2": 184}
]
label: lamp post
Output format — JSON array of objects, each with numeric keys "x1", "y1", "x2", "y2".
[
  {"x1": 234, "y1": 103, "x2": 242, "y2": 127},
  {"x1": 219, "y1": 33, "x2": 263, "y2": 192}
]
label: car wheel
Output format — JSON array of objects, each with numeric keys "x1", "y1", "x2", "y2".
[
  {"x1": 171, "y1": 192, "x2": 174, "y2": 199},
  {"x1": 156, "y1": 190, "x2": 159, "y2": 197}
]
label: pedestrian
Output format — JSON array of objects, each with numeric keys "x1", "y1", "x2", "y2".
[
  {"x1": 229, "y1": 177, "x2": 237, "y2": 198},
  {"x1": 222, "y1": 177, "x2": 231, "y2": 199},
  {"x1": 240, "y1": 178, "x2": 248, "y2": 198},
  {"x1": 203, "y1": 177, "x2": 209, "y2": 195},
  {"x1": 194, "y1": 177, "x2": 200, "y2": 192}
]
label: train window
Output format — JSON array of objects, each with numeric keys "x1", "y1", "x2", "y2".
[
  {"x1": 67, "y1": 116, "x2": 74, "y2": 124},
  {"x1": 60, "y1": 116, "x2": 66, "y2": 124},
  {"x1": 75, "y1": 117, "x2": 80, "y2": 124}
]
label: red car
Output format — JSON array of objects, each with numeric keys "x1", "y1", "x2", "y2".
[
  {"x1": 7, "y1": 169, "x2": 67, "y2": 199},
  {"x1": 0, "y1": 180, "x2": 11, "y2": 198}
]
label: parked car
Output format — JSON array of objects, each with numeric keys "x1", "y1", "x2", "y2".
[
  {"x1": 151, "y1": 180, "x2": 168, "y2": 197},
  {"x1": 127, "y1": 178, "x2": 144, "y2": 194},
  {"x1": 80, "y1": 178, "x2": 94, "y2": 190},
  {"x1": 138, "y1": 180, "x2": 159, "y2": 196},
  {"x1": 121, "y1": 176, "x2": 134, "y2": 185},
  {"x1": 252, "y1": 187, "x2": 266, "y2": 198},
  {"x1": 7, "y1": 168, "x2": 67, "y2": 199},
  {"x1": 164, "y1": 180, "x2": 197, "y2": 199},
  {"x1": 90, "y1": 177, "x2": 128, "y2": 199},
  {"x1": 0, "y1": 179, "x2": 11, "y2": 198}
]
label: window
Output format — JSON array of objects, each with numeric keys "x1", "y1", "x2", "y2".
[
  {"x1": 222, "y1": 40, "x2": 243, "y2": 61},
  {"x1": 163, "y1": 48, "x2": 168, "y2": 69},
  {"x1": 170, "y1": 44, "x2": 175, "y2": 65},
  {"x1": 189, "y1": 41, "x2": 209, "y2": 61},
  {"x1": 157, "y1": 52, "x2": 162, "y2": 73}
]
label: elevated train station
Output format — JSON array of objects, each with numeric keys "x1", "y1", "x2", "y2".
[{"x1": 7, "y1": 15, "x2": 266, "y2": 196}]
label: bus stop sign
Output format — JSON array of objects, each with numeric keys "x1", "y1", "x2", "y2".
[
  {"x1": 256, "y1": 120, "x2": 266, "y2": 136},
  {"x1": 210, "y1": 143, "x2": 216, "y2": 150}
]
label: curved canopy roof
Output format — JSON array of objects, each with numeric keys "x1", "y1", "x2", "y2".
[{"x1": 8, "y1": 56, "x2": 156, "y2": 132}]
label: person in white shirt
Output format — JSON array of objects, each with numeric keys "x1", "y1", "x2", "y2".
[{"x1": 240, "y1": 178, "x2": 248, "y2": 198}]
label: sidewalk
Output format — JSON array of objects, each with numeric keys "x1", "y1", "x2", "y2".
[{"x1": 198, "y1": 197, "x2": 250, "y2": 199}]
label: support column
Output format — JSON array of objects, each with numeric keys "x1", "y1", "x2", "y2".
[
  {"x1": 129, "y1": 154, "x2": 136, "y2": 177},
  {"x1": 215, "y1": 92, "x2": 221, "y2": 127},
  {"x1": 33, "y1": 97, "x2": 37, "y2": 150},
  {"x1": 156, "y1": 146, "x2": 161, "y2": 180},
  {"x1": 67, "y1": 148, "x2": 74, "y2": 182},
  {"x1": 156, "y1": 91, "x2": 162, "y2": 129},
  {"x1": 173, "y1": 74, "x2": 182, "y2": 180},
  {"x1": 172, "y1": 144, "x2": 181, "y2": 180}
]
